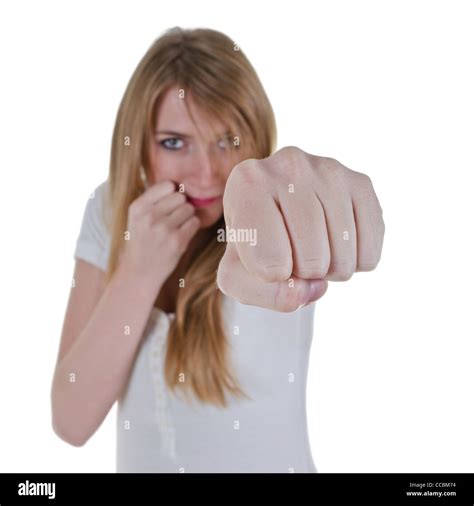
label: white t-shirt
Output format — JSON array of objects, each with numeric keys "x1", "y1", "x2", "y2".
[{"x1": 73, "y1": 179, "x2": 319, "y2": 473}]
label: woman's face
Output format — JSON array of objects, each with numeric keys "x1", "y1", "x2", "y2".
[{"x1": 149, "y1": 85, "x2": 242, "y2": 228}]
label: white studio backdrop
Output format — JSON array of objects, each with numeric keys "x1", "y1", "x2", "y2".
[{"x1": 0, "y1": 0, "x2": 472, "y2": 473}]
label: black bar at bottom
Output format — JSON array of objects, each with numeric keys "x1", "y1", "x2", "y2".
[{"x1": 0, "y1": 473, "x2": 473, "y2": 505}]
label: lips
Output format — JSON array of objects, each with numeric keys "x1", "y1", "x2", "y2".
[{"x1": 186, "y1": 195, "x2": 221, "y2": 208}]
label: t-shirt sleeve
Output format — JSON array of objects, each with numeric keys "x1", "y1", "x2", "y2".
[{"x1": 73, "y1": 179, "x2": 111, "y2": 272}]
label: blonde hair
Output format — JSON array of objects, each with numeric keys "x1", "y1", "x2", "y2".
[{"x1": 104, "y1": 27, "x2": 277, "y2": 407}]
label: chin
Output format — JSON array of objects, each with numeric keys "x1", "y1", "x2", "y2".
[{"x1": 195, "y1": 208, "x2": 223, "y2": 229}]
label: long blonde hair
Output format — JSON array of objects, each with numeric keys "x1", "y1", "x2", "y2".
[{"x1": 103, "y1": 27, "x2": 277, "y2": 407}]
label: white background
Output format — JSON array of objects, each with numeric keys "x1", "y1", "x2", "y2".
[{"x1": 0, "y1": 0, "x2": 473, "y2": 473}]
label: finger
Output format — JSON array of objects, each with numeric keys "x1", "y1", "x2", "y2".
[
  {"x1": 278, "y1": 189, "x2": 330, "y2": 279},
  {"x1": 318, "y1": 190, "x2": 357, "y2": 282},
  {"x1": 139, "y1": 180, "x2": 176, "y2": 208},
  {"x1": 350, "y1": 176, "x2": 385, "y2": 271},
  {"x1": 167, "y1": 202, "x2": 195, "y2": 228},
  {"x1": 217, "y1": 242, "x2": 328, "y2": 312},
  {"x1": 152, "y1": 191, "x2": 187, "y2": 218},
  {"x1": 176, "y1": 214, "x2": 201, "y2": 241},
  {"x1": 224, "y1": 178, "x2": 292, "y2": 283}
]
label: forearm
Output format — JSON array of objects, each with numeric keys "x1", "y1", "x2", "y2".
[{"x1": 51, "y1": 259, "x2": 163, "y2": 446}]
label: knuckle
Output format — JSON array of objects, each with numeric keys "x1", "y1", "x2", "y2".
[
  {"x1": 231, "y1": 160, "x2": 263, "y2": 187},
  {"x1": 316, "y1": 156, "x2": 339, "y2": 170},
  {"x1": 294, "y1": 258, "x2": 329, "y2": 279},
  {"x1": 359, "y1": 172, "x2": 373, "y2": 187},
  {"x1": 274, "y1": 146, "x2": 309, "y2": 179},
  {"x1": 156, "y1": 220, "x2": 171, "y2": 236},
  {"x1": 278, "y1": 145, "x2": 304, "y2": 158},
  {"x1": 345, "y1": 167, "x2": 366, "y2": 185},
  {"x1": 352, "y1": 172, "x2": 382, "y2": 207},
  {"x1": 314, "y1": 158, "x2": 348, "y2": 190},
  {"x1": 321, "y1": 160, "x2": 345, "y2": 181},
  {"x1": 259, "y1": 260, "x2": 292, "y2": 283},
  {"x1": 358, "y1": 173, "x2": 377, "y2": 196},
  {"x1": 326, "y1": 261, "x2": 355, "y2": 281}
]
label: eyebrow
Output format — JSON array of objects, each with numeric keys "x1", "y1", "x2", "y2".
[
  {"x1": 155, "y1": 130, "x2": 192, "y2": 138},
  {"x1": 155, "y1": 129, "x2": 232, "y2": 138}
]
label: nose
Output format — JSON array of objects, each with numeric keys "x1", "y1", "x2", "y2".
[{"x1": 192, "y1": 143, "x2": 222, "y2": 180}]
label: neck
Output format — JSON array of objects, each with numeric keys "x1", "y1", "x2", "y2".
[{"x1": 179, "y1": 226, "x2": 213, "y2": 272}]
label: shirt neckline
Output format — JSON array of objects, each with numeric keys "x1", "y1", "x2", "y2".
[{"x1": 151, "y1": 305, "x2": 176, "y2": 320}]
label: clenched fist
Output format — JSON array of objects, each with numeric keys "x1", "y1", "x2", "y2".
[{"x1": 216, "y1": 146, "x2": 385, "y2": 312}]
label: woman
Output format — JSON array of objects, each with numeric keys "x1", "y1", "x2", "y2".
[{"x1": 51, "y1": 26, "x2": 325, "y2": 473}]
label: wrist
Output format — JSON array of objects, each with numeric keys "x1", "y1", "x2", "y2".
[{"x1": 115, "y1": 256, "x2": 165, "y2": 300}]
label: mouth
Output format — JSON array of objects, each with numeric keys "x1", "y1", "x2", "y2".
[{"x1": 186, "y1": 195, "x2": 222, "y2": 208}]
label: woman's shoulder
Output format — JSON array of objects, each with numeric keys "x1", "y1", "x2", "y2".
[{"x1": 73, "y1": 178, "x2": 111, "y2": 271}]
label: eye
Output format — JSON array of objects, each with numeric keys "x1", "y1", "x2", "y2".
[
  {"x1": 217, "y1": 135, "x2": 233, "y2": 150},
  {"x1": 159, "y1": 137, "x2": 184, "y2": 150}
]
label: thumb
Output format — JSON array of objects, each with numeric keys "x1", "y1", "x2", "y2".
[{"x1": 217, "y1": 243, "x2": 329, "y2": 312}]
